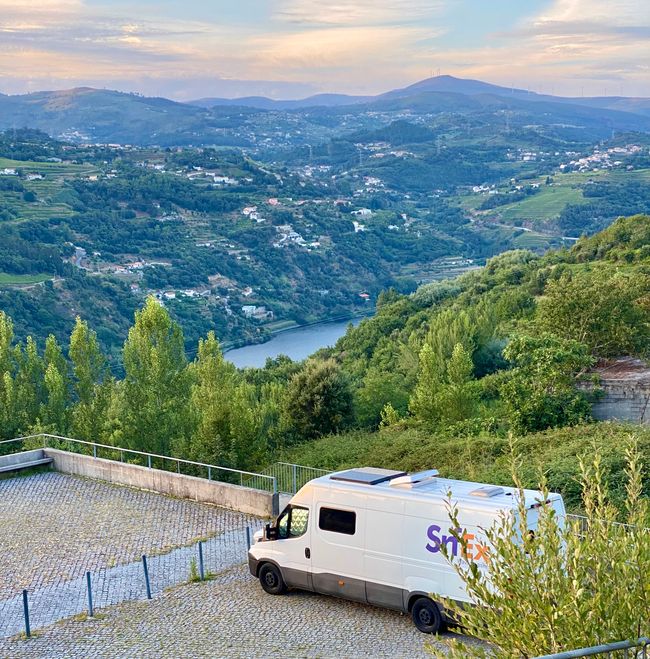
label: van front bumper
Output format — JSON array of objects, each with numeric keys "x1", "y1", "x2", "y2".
[{"x1": 248, "y1": 552, "x2": 259, "y2": 577}]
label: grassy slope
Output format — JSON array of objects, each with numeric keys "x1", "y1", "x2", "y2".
[
  {"x1": 284, "y1": 422, "x2": 650, "y2": 513},
  {"x1": 0, "y1": 273, "x2": 52, "y2": 285}
]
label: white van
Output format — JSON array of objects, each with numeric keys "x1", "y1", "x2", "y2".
[{"x1": 248, "y1": 467, "x2": 565, "y2": 633}]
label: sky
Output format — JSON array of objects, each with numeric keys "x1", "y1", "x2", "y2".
[{"x1": 0, "y1": 0, "x2": 648, "y2": 100}]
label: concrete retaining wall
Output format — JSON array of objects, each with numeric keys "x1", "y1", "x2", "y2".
[
  {"x1": 0, "y1": 449, "x2": 48, "y2": 469},
  {"x1": 44, "y1": 449, "x2": 279, "y2": 518},
  {"x1": 591, "y1": 382, "x2": 650, "y2": 424}
]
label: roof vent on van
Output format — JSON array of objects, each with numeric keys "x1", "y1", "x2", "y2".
[
  {"x1": 389, "y1": 469, "x2": 439, "y2": 489},
  {"x1": 469, "y1": 486, "x2": 505, "y2": 498}
]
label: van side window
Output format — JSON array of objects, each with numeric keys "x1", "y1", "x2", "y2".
[
  {"x1": 277, "y1": 505, "x2": 309, "y2": 539},
  {"x1": 319, "y1": 507, "x2": 356, "y2": 535}
]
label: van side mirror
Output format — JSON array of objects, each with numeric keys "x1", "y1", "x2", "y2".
[{"x1": 265, "y1": 523, "x2": 278, "y2": 541}]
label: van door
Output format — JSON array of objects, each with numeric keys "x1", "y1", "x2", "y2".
[
  {"x1": 273, "y1": 503, "x2": 313, "y2": 590},
  {"x1": 311, "y1": 502, "x2": 366, "y2": 602}
]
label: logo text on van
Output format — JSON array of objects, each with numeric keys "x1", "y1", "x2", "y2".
[{"x1": 425, "y1": 525, "x2": 489, "y2": 563}]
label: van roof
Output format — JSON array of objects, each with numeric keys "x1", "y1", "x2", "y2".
[{"x1": 309, "y1": 467, "x2": 560, "y2": 511}]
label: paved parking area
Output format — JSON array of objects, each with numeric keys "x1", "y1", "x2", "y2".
[
  {"x1": 0, "y1": 564, "x2": 461, "y2": 658},
  {"x1": 0, "y1": 472, "x2": 257, "y2": 599},
  {"x1": 0, "y1": 472, "x2": 260, "y2": 637}
]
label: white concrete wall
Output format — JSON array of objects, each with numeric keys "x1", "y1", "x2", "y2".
[{"x1": 44, "y1": 449, "x2": 278, "y2": 518}]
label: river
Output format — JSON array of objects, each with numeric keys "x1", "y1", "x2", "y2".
[{"x1": 225, "y1": 317, "x2": 365, "y2": 368}]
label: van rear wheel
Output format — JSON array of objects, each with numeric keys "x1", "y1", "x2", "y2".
[
  {"x1": 259, "y1": 563, "x2": 287, "y2": 595},
  {"x1": 411, "y1": 597, "x2": 443, "y2": 634}
]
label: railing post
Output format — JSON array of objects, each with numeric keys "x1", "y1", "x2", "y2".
[
  {"x1": 148, "y1": 455, "x2": 152, "y2": 469},
  {"x1": 272, "y1": 476, "x2": 278, "y2": 495},
  {"x1": 246, "y1": 526, "x2": 251, "y2": 550},
  {"x1": 120, "y1": 450, "x2": 124, "y2": 462},
  {"x1": 22, "y1": 590, "x2": 31, "y2": 638},
  {"x1": 142, "y1": 555, "x2": 152, "y2": 599},
  {"x1": 208, "y1": 466, "x2": 212, "y2": 481},
  {"x1": 93, "y1": 443, "x2": 97, "y2": 459},
  {"x1": 292, "y1": 464, "x2": 297, "y2": 494},
  {"x1": 86, "y1": 571, "x2": 94, "y2": 617},
  {"x1": 177, "y1": 459, "x2": 180, "y2": 474},
  {"x1": 198, "y1": 541, "x2": 205, "y2": 581}
]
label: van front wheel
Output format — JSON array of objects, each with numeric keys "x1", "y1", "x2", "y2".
[
  {"x1": 259, "y1": 563, "x2": 287, "y2": 595},
  {"x1": 411, "y1": 597, "x2": 442, "y2": 634}
]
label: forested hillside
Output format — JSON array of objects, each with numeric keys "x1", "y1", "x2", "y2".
[{"x1": 1, "y1": 215, "x2": 648, "y2": 511}]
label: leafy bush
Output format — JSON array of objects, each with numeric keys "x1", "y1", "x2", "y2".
[{"x1": 434, "y1": 441, "x2": 649, "y2": 657}]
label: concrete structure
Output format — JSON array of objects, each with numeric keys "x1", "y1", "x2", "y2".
[
  {"x1": 584, "y1": 357, "x2": 650, "y2": 424},
  {"x1": 0, "y1": 449, "x2": 53, "y2": 473},
  {"x1": 42, "y1": 449, "x2": 279, "y2": 517}
]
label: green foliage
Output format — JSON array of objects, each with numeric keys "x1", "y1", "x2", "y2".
[
  {"x1": 284, "y1": 423, "x2": 650, "y2": 514},
  {"x1": 572, "y1": 213, "x2": 650, "y2": 263},
  {"x1": 434, "y1": 441, "x2": 649, "y2": 657},
  {"x1": 499, "y1": 333, "x2": 593, "y2": 433},
  {"x1": 118, "y1": 297, "x2": 189, "y2": 454},
  {"x1": 436, "y1": 343, "x2": 479, "y2": 424},
  {"x1": 68, "y1": 317, "x2": 112, "y2": 441},
  {"x1": 282, "y1": 359, "x2": 354, "y2": 442},
  {"x1": 536, "y1": 268, "x2": 650, "y2": 357}
]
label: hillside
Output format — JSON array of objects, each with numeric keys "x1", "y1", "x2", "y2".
[
  {"x1": 1, "y1": 76, "x2": 649, "y2": 147},
  {"x1": 0, "y1": 119, "x2": 648, "y2": 358},
  {"x1": 0, "y1": 215, "x2": 647, "y2": 516}
]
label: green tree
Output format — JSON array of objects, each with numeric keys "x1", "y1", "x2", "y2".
[
  {"x1": 499, "y1": 333, "x2": 593, "y2": 434},
  {"x1": 355, "y1": 367, "x2": 410, "y2": 428},
  {"x1": 0, "y1": 312, "x2": 18, "y2": 438},
  {"x1": 410, "y1": 341, "x2": 444, "y2": 426},
  {"x1": 536, "y1": 268, "x2": 650, "y2": 357},
  {"x1": 69, "y1": 317, "x2": 112, "y2": 441},
  {"x1": 436, "y1": 343, "x2": 478, "y2": 424},
  {"x1": 13, "y1": 336, "x2": 45, "y2": 432},
  {"x1": 282, "y1": 359, "x2": 353, "y2": 442},
  {"x1": 41, "y1": 361, "x2": 68, "y2": 432},
  {"x1": 186, "y1": 331, "x2": 237, "y2": 464},
  {"x1": 119, "y1": 297, "x2": 189, "y2": 455},
  {"x1": 434, "y1": 441, "x2": 649, "y2": 658}
]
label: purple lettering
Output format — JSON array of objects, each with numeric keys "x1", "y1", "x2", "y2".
[{"x1": 425, "y1": 524, "x2": 441, "y2": 553}]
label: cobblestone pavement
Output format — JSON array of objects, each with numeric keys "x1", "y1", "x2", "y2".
[
  {"x1": 0, "y1": 472, "x2": 261, "y2": 636},
  {"x1": 0, "y1": 564, "x2": 466, "y2": 658}
]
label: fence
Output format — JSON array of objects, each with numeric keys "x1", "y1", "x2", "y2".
[
  {"x1": 533, "y1": 637, "x2": 649, "y2": 658},
  {"x1": 0, "y1": 478, "x2": 264, "y2": 639},
  {"x1": 0, "y1": 433, "x2": 277, "y2": 493},
  {"x1": 243, "y1": 461, "x2": 330, "y2": 494}
]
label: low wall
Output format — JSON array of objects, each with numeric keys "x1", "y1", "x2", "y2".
[
  {"x1": 0, "y1": 449, "x2": 48, "y2": 468},
  {"x1": 44, "y1": 449, "x2": 279, "y2": 518},
  {"x1": 590, "y1": 382, "x2": 650, "y2": 424}
]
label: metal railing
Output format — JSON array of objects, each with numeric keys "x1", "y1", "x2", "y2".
[
  {"x1": 243, "y1": 461, "x2": 330, "y2": 494},
  {"x1": 0, "y1": 433, "x2": 277, "y2": 494},
  {"x1": 533, "y1": 637, "x2": 649, "y2": 658}
]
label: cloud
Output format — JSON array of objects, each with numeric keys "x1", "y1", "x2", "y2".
[
  {"x1": 0, "y1": 0, "x2": 647, "y2": 99},
  {"x1": 274, "y1": 0, "x2": 443, "y2": 26}
]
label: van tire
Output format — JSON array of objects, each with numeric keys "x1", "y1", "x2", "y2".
[
  {"x1": 259, "y1": 563, "x2": 287, "y2": 595},
  {"x1": 411, "y1": 597, "x2": 443, "y2": 634}
]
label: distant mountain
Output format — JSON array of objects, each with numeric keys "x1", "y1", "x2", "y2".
[
  {"x1": 189, "y1": 92, "x2": 371, "y2": 110},
  {"x1": 0, "y1": 87, "x2": 260, "y2": 146},
  {"x1": 190, "y1": 74, "x2": 650, "y2": 118},
  {"x1": 0, "y1": 76, "x2": 649, "y2": 146}
]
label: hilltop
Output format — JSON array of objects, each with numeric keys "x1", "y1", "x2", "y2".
[{"x1": 1, "y1": 76, "x2": 649, "y2": 146}]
